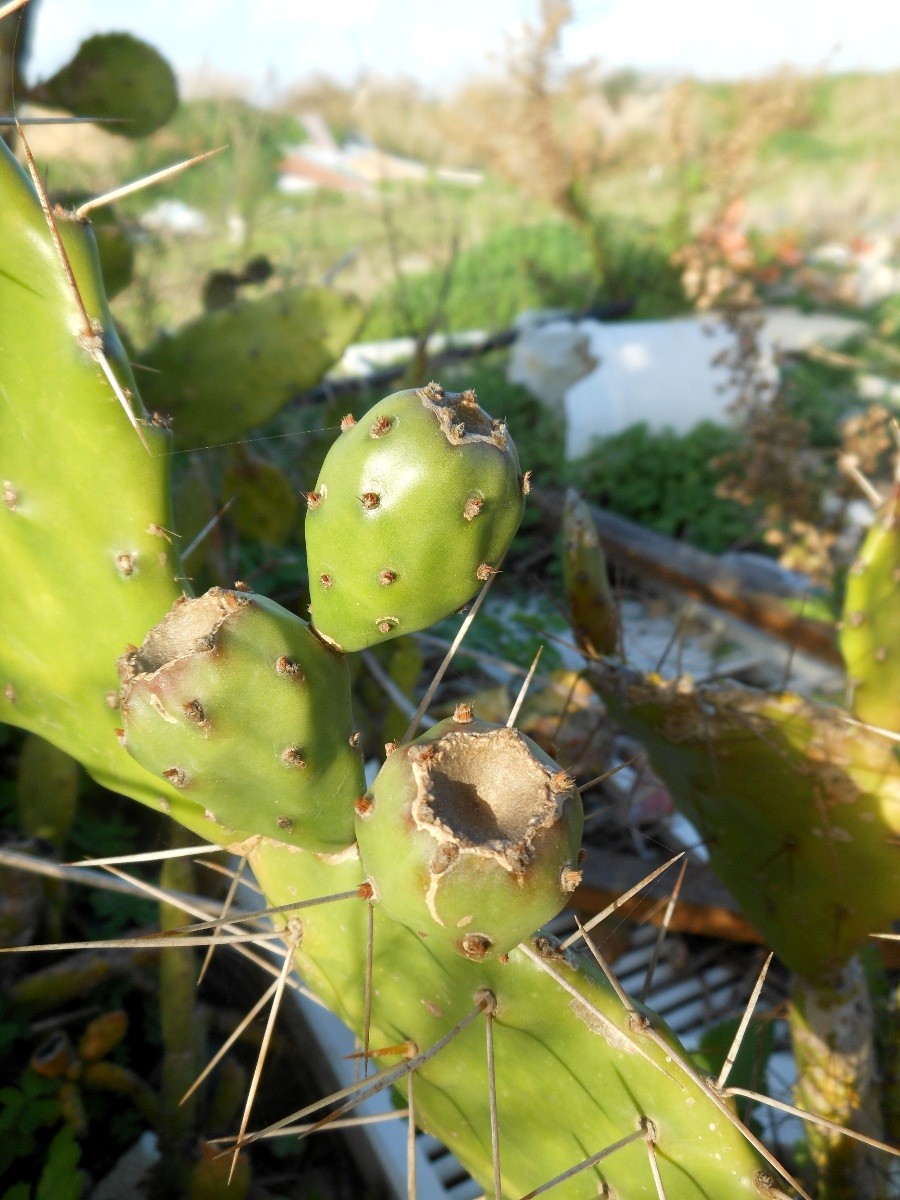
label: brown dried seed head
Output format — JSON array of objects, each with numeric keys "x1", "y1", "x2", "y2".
[
  {"x1": 281, "y1": 747, "x2": 307, "y2": 768},
  {"x1": 361, "y1": 492, "x2": 380, "y2": 511},
  {"x1": 277, "y1": 815, "x2": 294, "y2": 831},
  {"x1": 163, "y1": 767, "x2": 187, "y2": 788},
  {"x1": 115, "y1": 552, "x2": 136, "y2": 576},
  {"x1": 370, "y1": 415, "x2": 392, "y2": 438},
  {"x1": 340, "y1": 413, "x2": 356, "y2": 432},
  {"x1": 462, "y1": 934, "x2": 493, "y2": 961},
  {"x1": 463, "y1": 496, "x2": 483, "y2": 521},
  {"x1": 306, "y1": 490, "x2": 323, "y2": 510},
  {"x1": 355, "y1": 795, "x2": 374, "y2": 817},
  {"x1": 561, "y1": 867, "x2": 583, "y2": 893},
  {"x1": 453, "y1": 702, "x2": 475, "y2": 724},
  {"x1": 520, "y1": 470, "x2": 532, "y2": 496},
  {"x1": 476, "y1": 563, "x2": 496, "y2": 581},
  {"x1": 319, "y1": 573, "x2": 333, "y2": 589},
  {"x1": 276, "y1": 655, "x2": 304, "y2": 680},
  {"x1": 378, "y1": 569, "x2": 397, "y2": 585}
]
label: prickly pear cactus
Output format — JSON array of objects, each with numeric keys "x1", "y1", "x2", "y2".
[
  {"x1": 0, "y1": 133, "x2": 816, "y2": 1200},
  {"x1": 139, "y1": 286, "x2": 364, "y2": 449},
  {"x1": 840, "y1": 484, "x2": 900, "y2": 734},
  {"x1": 591, "y1": 661, "x2": 900, "y2": 985},
  {"x1": 357, "y1": 711, "x2": 583, "y2": 960},
  {"x1": 562, "y1": 488, "x2": 619, "y2": 658},
  {"x1": 305, "y1": 384, "x2": 527, "y2": 651}
]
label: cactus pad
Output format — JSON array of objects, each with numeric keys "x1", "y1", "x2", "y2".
[
  {"x1": 562, "y1": 488, "x2": 619, "y2": 658},
  {"x1": 139, "y1": 287, "x2": 364, "y2": 449},
  {"x1": 29, "y1": 33, "x2": 178, "y2": 138},
  {"x1": 118, "y1": 588, "x2": 364, "y2": 851},
  {"x1": 840, "y1": 485, "x2": 900, "y2": 734},
  {"x1": 306, "y1": 384, "x2": 527, "y2": 651},
  {"x1": 357, "y1": 714, "x2": 583, "y2": 959},
  {"x1": 591, "y1": 661, "x2": 900, "y2": 984}
]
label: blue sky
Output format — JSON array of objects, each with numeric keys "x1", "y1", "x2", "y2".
[{"x1": 27, "y1": 0, "x2": 900, "y2": 94}]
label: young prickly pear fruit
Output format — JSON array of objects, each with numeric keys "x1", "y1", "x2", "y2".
[
  {"x1": 118, "y1": 588, "x2": 364, "y2": 852},
  {"x1": 305, "y1": 383, "x2": 527, "y2": 652},
  {"x1": 840, "y1": 484, "x2": 900, "y2": 733},
  {"x1": 355, "y1": 711, "x2": 583, "y2": 960},
  {"x1": 562, "y1": 487, "x2": 619, "y2": 658}
]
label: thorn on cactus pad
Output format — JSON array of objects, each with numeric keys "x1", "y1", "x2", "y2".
[
  {"x1": 357, "y1": 881, "x2": 375, "y2": 900},
  {"x1": 378, "y1": 570, "x2": 397, "y2": 586},
  {"x1": 163, "y1": 766, "x2": 187, "y2": 788},
  {"x1": 182, "y1": 699, "x2": 206, "y2": 724},
  {"x1": 561, "y1": 867, "x2": 582, "y2": 893},
  {"x1": 462, "y1": 933, "x2": 493, "y2": 960},
  {"x1": 376, "y1": 617, "x2": 398, "y2": 635},
  {"x1": 453, "y1": 702, "x2": 474, "y2": 723},
  {"x1": 370, "y1": 415, "x2": 393, "y2": 437},
  {"x1": 275, "y1": 655, "x2": 304, "y2": 680},
  {"x1": 361, "y1": 492, "x2": 380, "y2": 511},
  {"x1": 355, "y1": 795, "x2": 374, "y2": 817},
  {"x1": 550, "y1": 769, "x2": 576, "y2": 793},
  {"x1": 319, "y1": 573, "x2": 333, "y2": 589},
  {"x1": 115, "y1": 552, "x2": 136, "y2": 576},
  {"x1": 277, "y1": 816, "x2": 294, "y2": 832},
  {"x1": 306, "y1": 490, "x2": 323, "y2": 510},
  {"x1": 476, "y1": 563, "x2": 497, "y2": 581},
  {"x1": 340, "y1": 413, "x2": 356, "y2": 432},
  {"x1": 281, "y1": 747, "x2": 307, "y2": 769},
  {"x1": 463, "y1": 496, "x2": 483, "y2": 521},
  {"x1": 384, "y1": 741, "x2": 398, "y2": 756}
]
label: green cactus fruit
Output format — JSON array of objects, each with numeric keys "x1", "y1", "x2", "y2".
[
  {"x1": 118, "y1": 588, "x2": 364, "y2": 852},
  {"x1": 306, "y1": 383, "x2": 527, "y2": 652},
  {"x1": 28, "y1": 33, "x2": 178, "y2": 138},
  {"x1": 562, "y1": 488, "x2": 619, "y2": 658},
  {"x1": 591, "y1": 661, "x2": 900, "y2": 984},
  {"x1": 118, "y1": 585, "x2": 364, "y2": 849},
  {"x1": 356, "y1": 711, "x2": 583, "y2": 960},
  {"x1": 840, "y1": 484, "x2": 900, "y2": 733},
  {"x1": 139, "y1": 287, "x2": 364, "y2": 449}
]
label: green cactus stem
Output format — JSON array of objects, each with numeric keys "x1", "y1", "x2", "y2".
[{"x1": 306, "y1": 383, "x2": 527, "y2": 652}]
